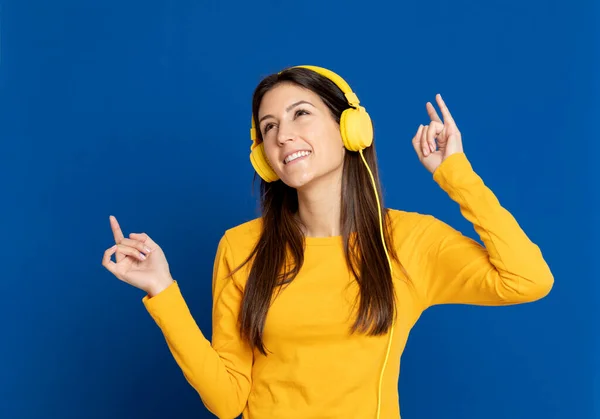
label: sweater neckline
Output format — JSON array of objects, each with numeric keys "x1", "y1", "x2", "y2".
[{"x1": 304, "y1": 234, "x2": 344, "y2": 246}]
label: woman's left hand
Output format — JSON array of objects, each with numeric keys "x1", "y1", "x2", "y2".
[{"x1": 411, "y1": 94, "x2": 464, "y2": 174}]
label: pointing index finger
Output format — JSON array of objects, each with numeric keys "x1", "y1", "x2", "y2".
[
  {"x1": 436, "y1": 94, "x2": 455, "y2": 125},
  {"x1": 109, "y1": 215, "x2": 125, "y2": 244}
]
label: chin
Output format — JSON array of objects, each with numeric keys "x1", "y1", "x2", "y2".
[
  {"x1": 276, "y1": 157, "x2": 344, "y2": 191},
  {"x1": 280, "y1": 172, "x2": 316, "y2": 190}
]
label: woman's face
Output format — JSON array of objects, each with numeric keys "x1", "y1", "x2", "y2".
[{"x1": 257, "y1": 82, "x2": 345, "y2": 190}]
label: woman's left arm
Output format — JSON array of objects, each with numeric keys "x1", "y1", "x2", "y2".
[{"x1": 409, "y1": 95, "x2": 554, "y2": 308}]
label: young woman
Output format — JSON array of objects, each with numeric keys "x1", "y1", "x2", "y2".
[{"x1": 102, "y1": 65, "x2": 553, "y2": 419}]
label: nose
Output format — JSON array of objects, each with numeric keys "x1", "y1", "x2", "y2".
[{"x1": 276, "y1": 120, "x2": 296, "y2": 146}]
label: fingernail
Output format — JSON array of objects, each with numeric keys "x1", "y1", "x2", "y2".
[
  {"x1": 140, "y1": 253, "x2": 147, "y2": 260},
  {"x1": 144, "y1": 246, "x2": 152, "y2": 253}
]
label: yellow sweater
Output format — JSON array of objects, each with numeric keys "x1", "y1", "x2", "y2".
[{"x1": 142, "y1": 152, "x2": 553, "y2": 419}]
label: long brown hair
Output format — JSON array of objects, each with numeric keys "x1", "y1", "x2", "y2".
[{"x1": 233, "y1": 67, "x2": 400, "y2": 355}]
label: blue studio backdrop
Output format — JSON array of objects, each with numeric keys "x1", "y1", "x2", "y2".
[{"x1": 1, "y1": 1, "x2": 597, "y2": 418}]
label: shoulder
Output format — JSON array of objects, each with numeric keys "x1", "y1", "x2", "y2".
[
  {"x1": 211, "y1": 216, "x2": 263, "y2": 288},
  {"x1": 217, "y1": 216, "x2": 263, "y2": 263},
  {"x1": 385, "y1": 207, "x2": 450, "y2": 252},
  {"x1": 223, "y1": 216, "x2": 262, "y2": 244},
  {"x1": 386, "y1": 207, "x2": 437, "y2": 231}
]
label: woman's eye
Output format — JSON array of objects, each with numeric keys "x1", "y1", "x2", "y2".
[{"x1": 263, "y1": 110, "x2": 309, "y2": 135}]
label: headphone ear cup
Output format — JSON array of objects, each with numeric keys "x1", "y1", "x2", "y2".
[
  {"x1": 250, "y1": 143, "x2": 279, "y2": 183},
  {"x1": 340, "y1": 106, "x2": 374, "y2": 151}
]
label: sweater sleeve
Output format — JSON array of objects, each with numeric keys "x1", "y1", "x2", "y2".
[
  {"x1": 412, "y1": 152, "x2": 554, "y2": 309},
  {"x1": 142, "y1": 234, "x2": 252, "y2": 419}
]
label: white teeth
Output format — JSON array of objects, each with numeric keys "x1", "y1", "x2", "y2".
[{"x1": 284, "y1": 150, "x2": 311, "y2": 164}]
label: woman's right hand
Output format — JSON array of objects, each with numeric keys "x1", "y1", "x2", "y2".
[{"x1": 102, "y1": 215, "x2": 174, "y2": 297}]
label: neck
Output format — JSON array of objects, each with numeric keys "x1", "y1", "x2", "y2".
[{"x1": 296, "y1": 172, "x2": 343, "y2": 238}]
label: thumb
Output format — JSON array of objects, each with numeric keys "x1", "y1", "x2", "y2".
[{"x1": 411, "y1": 124, "x2": 425, "y2": 160}]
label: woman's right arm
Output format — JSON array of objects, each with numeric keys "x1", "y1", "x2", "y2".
[{"x1": 142, "y1": 234, "x2": 253, "y2": 419}]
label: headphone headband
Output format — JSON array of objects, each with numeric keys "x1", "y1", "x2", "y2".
[{"x1": 292, "y1": 65, "x2": 361, "y2": 107}]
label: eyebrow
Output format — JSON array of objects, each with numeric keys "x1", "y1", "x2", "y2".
[{"x1": 258, "y1": 100, "x2": 314, "y2": 125}]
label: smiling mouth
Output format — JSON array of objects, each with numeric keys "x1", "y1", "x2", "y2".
[{"x1": 284, "y1": 150, "x2": 312, "y2": 165}]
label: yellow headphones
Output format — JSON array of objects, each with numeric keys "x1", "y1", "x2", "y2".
[
  {"x1": 249, "y1": 65, "x2": 395, "y2": 419},
  {"x1": 249, "y1": 65, "x2": 375, "y2": 182}
]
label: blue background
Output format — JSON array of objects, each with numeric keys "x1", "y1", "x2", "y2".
[{"x1": 1, "y1": 0, "x2": 597, "y2": 418}]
